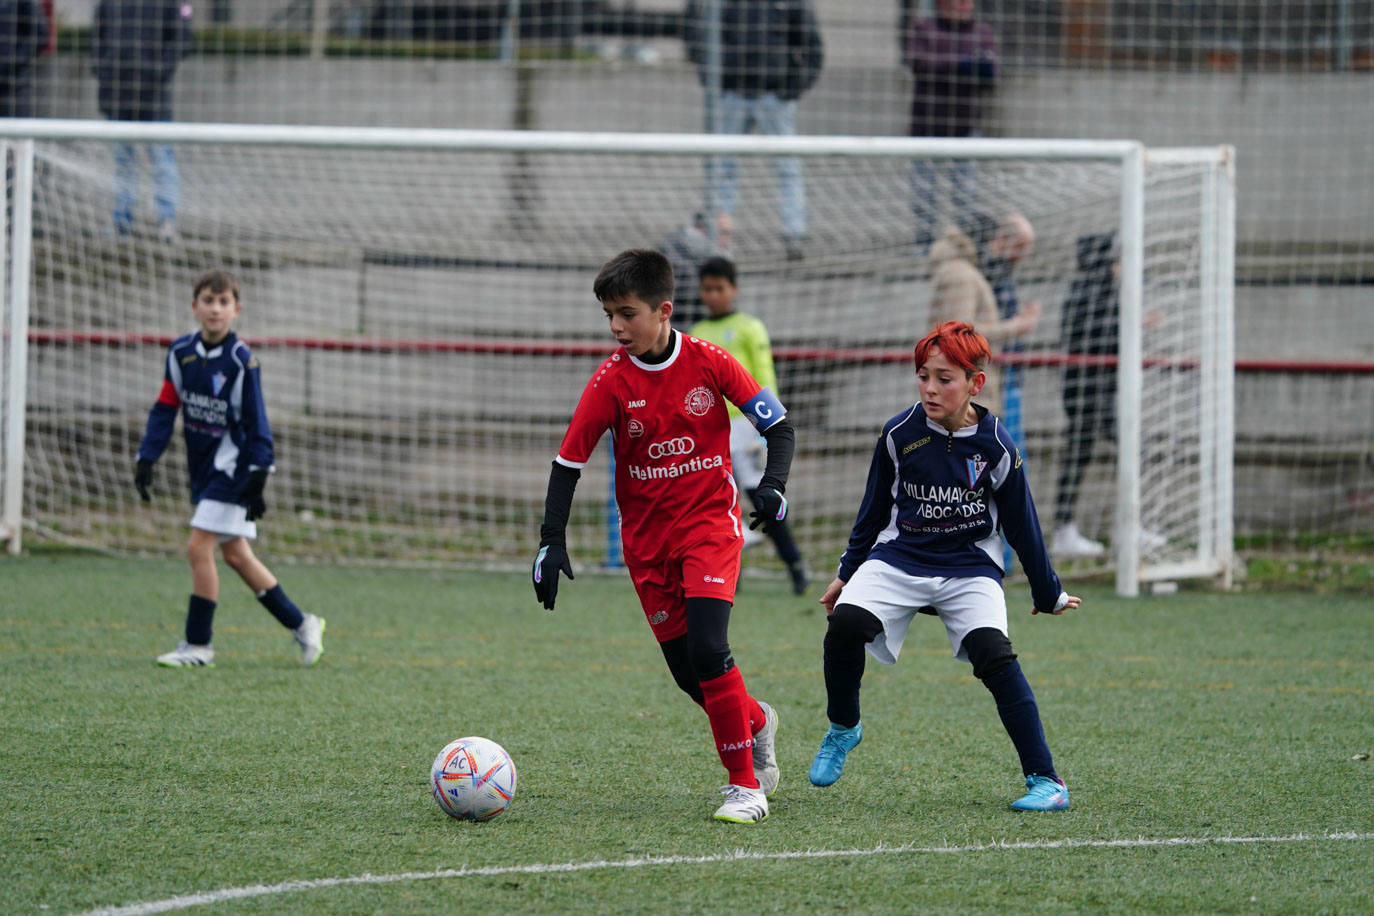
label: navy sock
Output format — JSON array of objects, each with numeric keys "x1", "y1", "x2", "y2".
[
  {"x1": 981, "y1": 660, "x2": 1058, "y2": 780},
  {"x1": 822, "y1": 629, "x2": 866, "y2": 728},
  {"x1": 186, "y1": 595, "x2": 216, "y2": 645},
  {"x1": 256, "y1": 584, "x2": 306, "y2": 630}
]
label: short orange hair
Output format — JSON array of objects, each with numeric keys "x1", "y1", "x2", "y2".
[{"x1": 914, "y1": 321, "x2": 990, "y2": 377}]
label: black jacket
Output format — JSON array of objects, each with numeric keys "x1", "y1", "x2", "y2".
[
  {"x1": 0, "y1": 0, "x2": 48, "y2": 93},
  {"x1": 91, "y1": 0, "x2": 193, "y2": 120},
  {"x1": 684, "y1": 0, "x2": 823, "y2": 101}
]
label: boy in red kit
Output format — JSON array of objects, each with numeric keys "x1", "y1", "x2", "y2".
[{"x1": 532, "y1": 249, "x2": 795, "y2": 824}]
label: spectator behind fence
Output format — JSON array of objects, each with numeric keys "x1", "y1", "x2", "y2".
[
  {"x1": 973, "y1": 211, "x2": 1039, "y2": 442},
  {"x1": 904, "y1": 0, "x2": 998, "y2": 251},
  {"x1": 91, "y1": 0, "x2": 193, "y2": 243},
  {"x1": 684, "y1": 0, "x2": 823, "y2": 260},
  {"x1": 658, "y1": 211, "x2": 731, "y2": 327},
  {"x1": 926, "y1": 225, "x2": 1038, "y2": 415},
  {"x1": 0, "y1": 0, "x2": 48, "y2": 117}
]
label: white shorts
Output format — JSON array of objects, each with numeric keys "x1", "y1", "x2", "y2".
[
  {"x1": 729, "y1": 416, "x2": 766, "y2": 490},
  {"x1": 837, "y1": 559, "x2": 1008, "y2": 665},
  {"x1": 190, "y1": 499, "x2": 257, "y2": 542}
]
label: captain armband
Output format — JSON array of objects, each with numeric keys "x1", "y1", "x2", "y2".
[{"x1": 743, "y1": 386, "x2": 787, "y2": 432}]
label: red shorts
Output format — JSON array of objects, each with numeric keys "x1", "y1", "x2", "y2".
[{"x1": 626, "y1": 529, "x2": 741, "y2": 643}]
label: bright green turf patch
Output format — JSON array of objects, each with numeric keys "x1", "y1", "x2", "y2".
[{"x1": 2, "y1": 554, "x2": 1371, "y2": 913}]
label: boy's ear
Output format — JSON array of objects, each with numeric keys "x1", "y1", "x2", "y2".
[
  {"x1": 970, "y1": 370, "x2": 987, "y2": 396},
  {"x1": 658, "y1": 300, "x2": 673, "y2": 321}
]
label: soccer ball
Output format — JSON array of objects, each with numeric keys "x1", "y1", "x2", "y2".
[{"x1": 430, "y1": 736, "x2": 517, "y2": 821}]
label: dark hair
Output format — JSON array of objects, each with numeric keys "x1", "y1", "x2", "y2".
[
  {"x1": 593, "y1": 249, "x2": 674, "y2": 306},
  {"x1": 697, "y1": 255, "x2": 736, "y2": 286},
  {"x1": 193, "y1": 268, "x2": 240, "y2": 302}
]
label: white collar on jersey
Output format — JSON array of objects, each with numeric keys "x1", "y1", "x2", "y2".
[
  {"x1": 194, "y1": 337, "x2": 225, "y2": 359},
  {"x1": 628, "y1": 329, "x2": 682, "y2": 372}
]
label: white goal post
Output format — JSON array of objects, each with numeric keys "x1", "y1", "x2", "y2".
[{"x1": 0, "y1": 120, "x2": 1233, "y2": 597}]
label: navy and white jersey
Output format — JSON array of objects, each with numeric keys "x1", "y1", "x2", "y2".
[
  {"x1": 837, "y1": 402, "x2": 1063, "y2": 612},
  {"x1": 137, "y1": 331, "x2": 274, "y2": 504}
]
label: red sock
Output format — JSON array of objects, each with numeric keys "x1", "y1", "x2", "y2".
[{"x1": 699, "y1": 667, "x2": 759, "y2": 789}]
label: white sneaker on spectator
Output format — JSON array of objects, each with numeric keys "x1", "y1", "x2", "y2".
[
  {"x1": 157, "y1": 220, "x2": 181, "y2": 245},
  {"x1": 1053, "y1": 523, "x2": 1105, "y2": 558},
  {"x1": 1138, "y1": 527, "x2": 1167, "y2": 552}
]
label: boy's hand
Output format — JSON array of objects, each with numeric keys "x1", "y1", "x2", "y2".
[
  {"x1": 819, "y1": 577, "x2": 846, "y2": 615},
  {"x1": 749, "y1": 487, "x2": 787, "y2": 532},
  {"x1": 532, "y1": 544, "x2": 574, "y2": 610},
  {"x1": 241, "y1": 470, "x2": 269, "y2": 521},
  {"x1": 134, "y1": 460, "x2": 155, "y2": 502},
  {"x1": 1033, "y1": 592, "x2": 1081, "y2": 615}
]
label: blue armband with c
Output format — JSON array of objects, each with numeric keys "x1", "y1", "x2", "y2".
[{"x1": 744, "y1": 386, "x2": 787, "y2": 432}]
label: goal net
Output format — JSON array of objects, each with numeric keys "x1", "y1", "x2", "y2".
[{"x1": 1, "y1": 122, "x2": 1231, "y2": 595}]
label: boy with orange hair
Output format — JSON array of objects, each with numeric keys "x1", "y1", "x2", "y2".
[{"x1": 808, "y1": 321, "x2": 1079, "y2": 811}]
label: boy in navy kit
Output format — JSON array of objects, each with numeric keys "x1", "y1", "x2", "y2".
[
  {"x1": 532, "y1": 249, "x2": 793, "y2": 824},
  {"x1": 808, "y1": 321, "x2": 1079, "y2": 811},
  {"x1": 136, "y1": 269, "x2": 324, "y2": 668}
]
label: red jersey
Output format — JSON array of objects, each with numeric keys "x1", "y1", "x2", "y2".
[{"x1": 556, "y1": 331, "x2": 785, "y2": 567}]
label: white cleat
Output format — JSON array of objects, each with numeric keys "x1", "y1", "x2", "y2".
[
  {"x1": 752, "y1": 700, "x2": 780, "y2": 797},
  {"x1": 294, "y1": 614, "x2": 326, "y2": 667},
  {"x1": 713, "y1": 784, "x2": 769, "y2": 824},
  {"x1": 156, "y1": 642, "x2": 215, "y2": 668},
  {"x1": 1052, "y1": 523, "x2": 1105, "y2": 558}
]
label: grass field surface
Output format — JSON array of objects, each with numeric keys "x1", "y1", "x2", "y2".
[{"x1": 2, "y1": 551, "x2": 1371, "y2": 913}]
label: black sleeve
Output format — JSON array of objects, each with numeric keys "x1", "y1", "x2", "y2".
[
  {"x1": 756, "y1": 418, "x2": 795, "y2": 494},
  {"x1": 538, "y1": 461, "x2": 581, "y2": 547}
]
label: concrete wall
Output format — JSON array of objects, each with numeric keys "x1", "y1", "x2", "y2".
[{"x1": 32, "y1": 54, "x2": 1373, "y2": 250}]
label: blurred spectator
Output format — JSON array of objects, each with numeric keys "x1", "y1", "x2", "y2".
[
  {"x1": 926, "y1": 224, "x2": 1037, "y2": 415},
  {"x1": 684, "y1": 0, "x2": 823, "y2": 260},
  {"x1": 0, "y1": 0, "x2": 49, "y2": 118},
  {"x1": 658, "y1": 210, "x2": 732, "y2": 327},
  {"x1": 972, "y1": 210, "x2": 1039, "y2": 572},
  {"x1": 904, "y1": 0, "x2": 998, "y2": 250},
  {"x1": 973, "y1": 210, "x2": 1039, "y2": 441},
  {"x1": 1052, "y1": 231, "x2": 1117, "y2": 558},
  {"x1": 1052, "y1": 231, "x2": 1167, "y2": 559},
  {"x1": 91, "y1": 0, "x2": 193, "y2": 242}
]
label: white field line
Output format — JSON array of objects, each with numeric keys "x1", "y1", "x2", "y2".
[{"x1": 76, "y1": 831, "x2": 1374, "y2": 916}]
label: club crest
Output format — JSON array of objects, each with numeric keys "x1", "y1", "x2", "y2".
[
  {"x1": 684, "y1": 385, "x2": 716, "y2": 417},
  {"x1": 966, "y1": 455, "x2": 988, "y2": 488},
  {"x1": 211, "y1": 372, "x2": 227, "y2": 396}
]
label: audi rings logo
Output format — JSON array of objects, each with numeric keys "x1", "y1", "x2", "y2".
[{"x1": 648, "y1": 436, "x2": 695, "y2": 459}]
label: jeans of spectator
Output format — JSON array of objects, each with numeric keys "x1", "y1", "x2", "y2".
[
  {"x1": 911, "y1": 157, "x2": 977, "y2": 246},
  {"x1": 114, "y1": 143, "x2": 180, "y2": 231},
  {"x1": 706, "y1": 91, "x2": 807, "y2": 242}
]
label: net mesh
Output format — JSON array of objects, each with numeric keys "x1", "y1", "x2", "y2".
[{"x1": 13, "y1": 136, "x2": 1237, "y2": 580}]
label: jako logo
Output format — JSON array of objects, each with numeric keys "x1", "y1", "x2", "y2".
[
  {"x1": 648, "y1": 609, "x2": 669, "y2": 624},
  {"x1": 648, "y1": 436, "x2": 695, "y2": 459},
  {"x1": 720, "y1": 739, "x2": 754, "y2": 751},
  {"x1": 704, "y1": 575, "x2": 725, "y2": 584},
  {"x1": 627, "y1": 399, "x2": 646, "y2": 408}
]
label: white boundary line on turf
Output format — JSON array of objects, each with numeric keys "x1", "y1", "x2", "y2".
[{"x1": 75, "y1": 832, "x2": 1374, "y2": 916}]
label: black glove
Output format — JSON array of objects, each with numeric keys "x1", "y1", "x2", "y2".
[
  {"x1": 532, "y1": 543, "x2": 574, "y2": 611},
  {"x1": 134, "y1": 460, "x2": 155, "y2": 502},
  {"x1": 749, "y1": 487, "x2": 788, "y2": 533},
  {"x1": 241, "y1": 470, "x2": 270, "y2": 522}
]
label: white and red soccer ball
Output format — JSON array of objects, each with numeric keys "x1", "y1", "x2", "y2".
[{"x1": 430, "y1": 736, "x2": 517, "y2": 821}]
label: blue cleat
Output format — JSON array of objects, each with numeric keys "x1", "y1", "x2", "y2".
[
  {"x1": 808, "y1": 722, "x2": 862, "y2": 787},
  {"x1": 1010, "y1": 774, "x2": 1070, "y2": 811}
]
